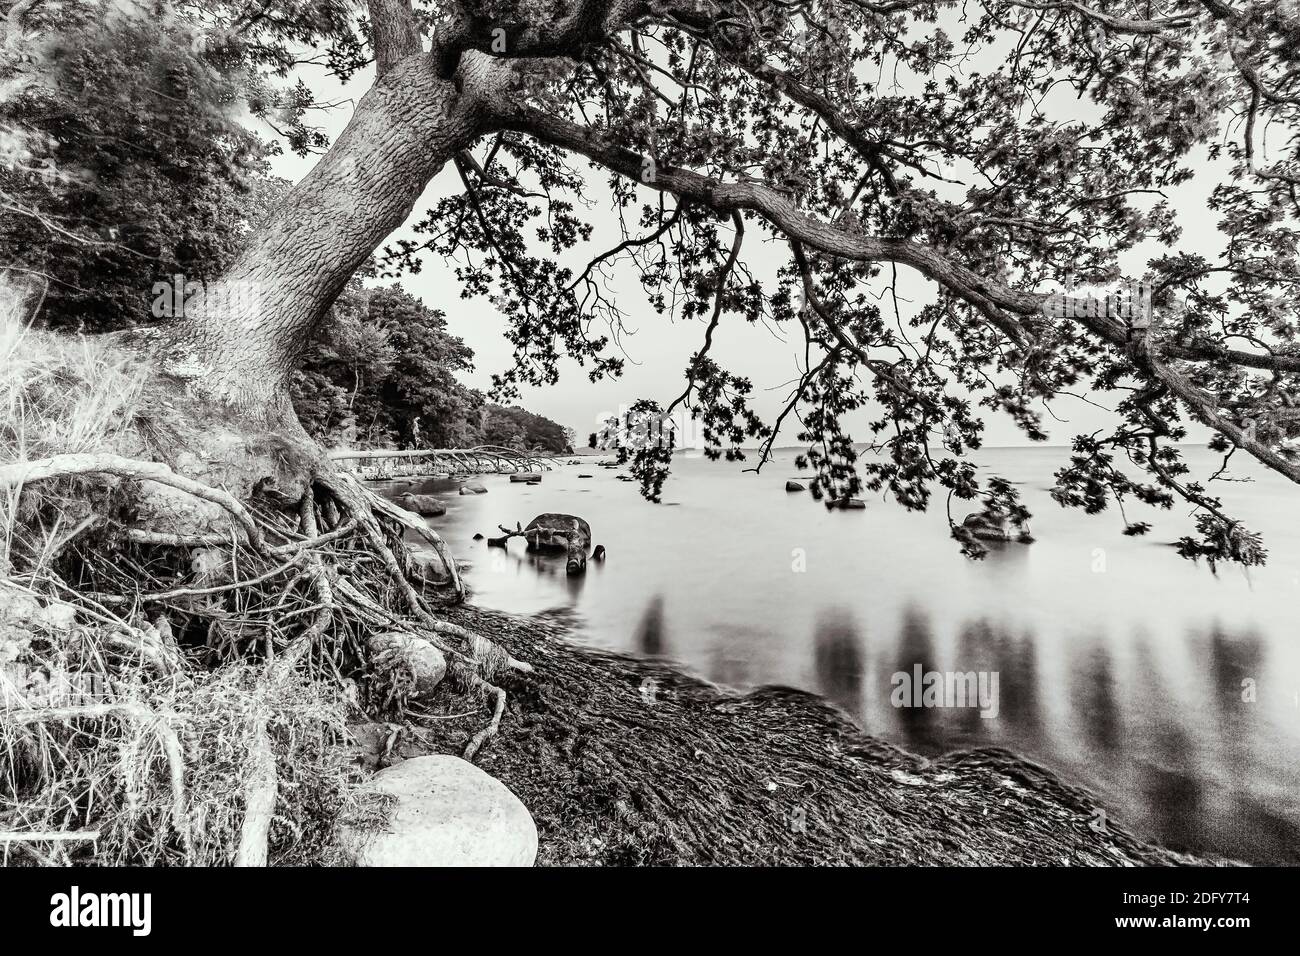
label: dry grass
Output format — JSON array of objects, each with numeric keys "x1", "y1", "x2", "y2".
[
  {"x1": 0, "y1": 279, "x2": 151, "y2": 574},
  {"x1": 1, "y1": 631, "x2": 352, "y2": 866},
  {"x1": 0, "y1": 280, "x2": 150, "y2": 464}
]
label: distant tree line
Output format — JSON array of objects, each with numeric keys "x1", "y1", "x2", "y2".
[{"x1": 292, "y1": 282, "x2": 574, "y2": 454}]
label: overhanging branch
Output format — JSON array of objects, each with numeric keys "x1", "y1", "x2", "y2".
[{"x1": 499, "y1": 102, "x2": 1045, "y2": 329}]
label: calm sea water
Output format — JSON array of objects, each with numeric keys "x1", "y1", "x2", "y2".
[{"x1": 378, "y1": 445, "x2": 1300, "y2": 864}]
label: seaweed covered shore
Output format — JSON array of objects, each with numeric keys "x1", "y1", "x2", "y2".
[{"x1": 374, "y1": 605, "x2": 1209, "y2": 867}]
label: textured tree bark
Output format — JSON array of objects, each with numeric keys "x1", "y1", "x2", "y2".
[
  {"x1": 113, "y1": 50, "x2": 512, "y2": 501},
  {"x1": 146, "y1": 51, "x2": 501, "y2": 429}
]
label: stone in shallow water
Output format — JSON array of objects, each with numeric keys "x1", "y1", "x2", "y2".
[
  {"x1": 341, "y1": 755, "x2": 538, "y2": 867},
  {"x1": 396, "y1": 493, "x2": 446, "y2": 516}
]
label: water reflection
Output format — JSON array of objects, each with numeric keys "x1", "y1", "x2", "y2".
[
  {"x1": 1129, "y1": 634, "x2": 1206, "y2": 854},
  {"x1": 1069, "y1": 641, "x2": 1121, "y2": 753},
  {"x1": 812, "y1": 608, "x2": 864, "y2": 713},
  {"x1": 387, "y1": 449, "x2": 1300, "y2": 864},
  {"x1": 890, "y1": 606, "x2": 938, "y2": 749},
  {"x1": 635, "y1": 594, "x2": 668, "y2": 657}
]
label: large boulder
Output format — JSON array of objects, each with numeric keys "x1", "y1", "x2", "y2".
[
  {"x1": 458, "y1": 481, "x2": 488, "y2": 496},
  {"x1": 340, "y1": 755, "x2": 538, "y2": 867},
  {"x1": 396, "y1": 493, "x2": 446, "y2": 517},
  {"x1": 366, "y1": 632, "x2": 447, "y2": 700},
  {"x1": 524, "y1": 513, "x2": 592, "y2": 576}
]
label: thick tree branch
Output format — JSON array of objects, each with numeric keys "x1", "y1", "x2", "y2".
[
  {"x1": 436, "y1": 0, "x2": 640, "y2": 76},
  {"x1": 499, "y1": 103, "x2": 1045, "y2": 327},
  {"x1": 368, "y1": 0, "x2": 423, "y2": 76},
  {"x1": 1002, "y1": 1, "x2": 1197, "y2": 35}
]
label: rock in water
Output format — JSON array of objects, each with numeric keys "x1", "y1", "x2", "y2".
[
  {"x1": 785, "y1": 480, "x2": 805, "y2": 492},
  {"x1": 459, "y1": 481, "x2": 488, "y2": 495},
  {"x1": 524, "y1": 513, "x2": 592, "y2": 575},
  {"x1": 340, "y1": 755, "x2": 538, "y2": 867},
  {"x1": 829, "y1": 497, "x2": 866, "y2": 510},
  {"x1": 509, "y1": 473, "x2": 542, "y2": 483},
  {"x1": 396, "y1": 493, "x2": 447, "y2": 517},
  {"x1": 961, "y1": 511, "x2": 1032, "y2": 543},
  {"x1": 366, "y1": 632, "x2": 447, "y2": 700}
]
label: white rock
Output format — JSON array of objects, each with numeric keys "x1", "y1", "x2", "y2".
[
  {"x1": 366, "y1": 632, "x2": 447, "y2": 699},
  {"x1": 341, "y1": 755, "x2": 538, "y2": 867},
  {"x1": 0, "y1": 583, "x2": 43, "y2": 624},
  {"x1": 191, "y1": 547, "x2": 233, "y2": 587},
  {"x1": 39, "y1": 602, "x2": 77, "y2": 630}
]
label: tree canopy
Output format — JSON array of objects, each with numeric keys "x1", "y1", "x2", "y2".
[
  {"x1": 5, "y1": 0, "x2": 1300, "y2": 565},
  {"x1": 391, "y1": 0, "x2": 1298, "y2": 566}
]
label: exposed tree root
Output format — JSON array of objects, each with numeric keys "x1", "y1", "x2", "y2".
[
  {"x1": 461, "y1": 673, "x2": 507, "y2": 762},
  {"x1": 1, "y1": 452, "x2": 530, "y2": 864},
  {"x1": 0, "y1": 454, "x2": 269, "y2": 553},
  {"x1": 233, "y1": 717, "x2": 276, "y2": 867},
  {"x1": 318, "y1": 472, "x2": 463, "y2": 599}
]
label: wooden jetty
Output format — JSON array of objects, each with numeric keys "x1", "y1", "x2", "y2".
[{"x1": 327, "y1": 444, "x2": 563, "y2": 481}]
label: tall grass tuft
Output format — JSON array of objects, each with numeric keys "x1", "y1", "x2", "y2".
[{"x1": 0, "y1": 278, "x2": 149, "y2": 465}]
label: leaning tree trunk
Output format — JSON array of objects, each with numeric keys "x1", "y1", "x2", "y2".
[{"x1": 130, "y1": 51, "x2": 505, "y2": 501}]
